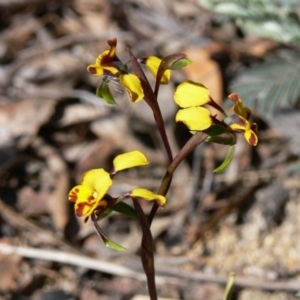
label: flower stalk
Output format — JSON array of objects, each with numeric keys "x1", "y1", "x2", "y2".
[{"x1": 68, "y1": 37, "x2": 259, "y2": 299}]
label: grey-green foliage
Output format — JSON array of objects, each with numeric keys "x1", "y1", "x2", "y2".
[
  {"x1": 198, "y1": 0, "x2": 300, "y2": 44},
  {"x1": 230, "y1": 50, "x2": 300, "y2": 118}
]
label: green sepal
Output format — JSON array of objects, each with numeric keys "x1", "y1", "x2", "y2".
[
  {"x1": 170, "y1": 57, "x2": 192, "y2": 70},
  {"x1": 96, "y1": 81, "x2": 117, "y2": 105},
  {"x1": 214, "y1": 145, "x2": 235, "y2": 173},
  {"x1": 111, "y1": 201, "x2": 137, "y2": 218},
  {"x1": 223, "y1": 272, "x2": 235, "y2": 300},
  {"x1": 160, "y1": 53, "x2": 192, "y2": 72},
  {"x1": 98, "y1": 228, "x2": 126, "y2": 251}
]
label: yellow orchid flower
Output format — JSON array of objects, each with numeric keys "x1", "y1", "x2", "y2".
[
  {"x1": 226, "y1": 94, "x2": 258, "y2": 146},
  {"x1": 68, "y1": 151, "x2": 166, "y2": 222},
  {"x1": 227, "y1": 114, "x2": 258, "y2": 146},
  {"x1": 87, "y1": 38, "x2": 144, "y2": 103}
]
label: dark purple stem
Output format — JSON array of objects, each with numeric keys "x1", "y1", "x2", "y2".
[
  {"x1": 132, "y1": 199, "x2": 157, "y2": 300},
  {"x1": 147, "y1": 131, "x2": 208, "y2": 226}
]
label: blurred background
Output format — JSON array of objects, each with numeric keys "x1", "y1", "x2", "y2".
[{"x1": 1, "y1": 0, "x2": 300, "y2": 299}]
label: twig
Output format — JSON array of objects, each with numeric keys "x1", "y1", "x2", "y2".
[
  {"x1": 1, "y1": 244, "x2": 300, "y2": 292},
  {"x1": 0, "y1": 243, "x2": 141, "y2": 279}
]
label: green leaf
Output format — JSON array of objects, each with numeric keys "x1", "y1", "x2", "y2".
[
  {"x1": 96, "y1": 81, "x2": 117, "y2": 105},
  {"x1": 214, "y1": 145, "x2": 235, "y2": 173},
  {"x1": 111, "y1": 202, "x2": 137, "y2": 218},
  {"x1": 207, "y1": 124, "x2": 227, "y2": 137},
  {"x1": 98, "y1": 208, "x2": 113, "y2": 220},
  {"x1": 161, "y1": 53, "x2": 192, "y2": 70},
  {"x1": 170, "y1": 58, "x2": 192, "y2": 70},
  {"x1": 223, "y1": 272, "x2": 235, "y2": 300},
  {"x1": 98, "y1": 227, "x2": 126, "y2": 251}
]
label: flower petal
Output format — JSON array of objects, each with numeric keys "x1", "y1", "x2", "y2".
[
  {"x1": 174, "y1": 81, "x2": 210, "y2": 108},
  {"x1": 119, "y1": 74, "x2": 144, "y2": 102},
  {"x1": 81, "y1": 169, "x2": 112, "y2": 201},
  {"x1": 113, "y1": 151, "x2": 149, "y2": 172},
  {"x1": 87, "y1": 64, "x2": 104, "y2": 76},
  {"x1": 74, "y1": 200, "x2": 95, "y2": 218},
  {"x1": 130, "y1": 188, "x2": 166, "y2": 207},
  {"x1": 176, "y1": 107, "x2": 212, "y2": 131},
  {"x1": 68, "y1": 185, "x2": 94, "y2": 203},
  {"x1": 145, "y1": 56, "x2": 171, "y2": 84},
  {"x1": 228, "y1": 93, "x2": 251, "y2": 120},
  {"x1": 244, "y1": 129, "x2": 258, "y2": 146},
  {"x1": 227, "y1": 114, "x2": 258, "y2": 146}
]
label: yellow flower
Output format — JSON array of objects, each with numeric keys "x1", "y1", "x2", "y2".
[
  {"x1": 68, "y1": 151, "x2": 166, "y2": 222},
  {"x1": 69, "y1": 169, "x2": 112, "y2": 220},
  {"x1": 144, "y1": 56, "x2": 171, "y2": 84},
  {"x1": 227, "y1": 114, "x2": 258, "y2": 146},
  {"x1": 87, "y1": 38, "x2": 144, "y2": 103},
  {"x1": 226, "y1": 93, "x2": 258, "y2": 146},
  {"x1": 174, "y1": 81, "x2": 212, "y2": 131}
]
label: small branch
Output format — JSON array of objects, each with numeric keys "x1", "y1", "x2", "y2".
[
  {"x1": 147, "y1": 132, "x2": 208, "y2": 226},
  {"x1": 0, "y1": 243, "x2": 139, "y2": 278},
  {"x1": 1, "y1": 244, "x2": 300, "y2": 292}
]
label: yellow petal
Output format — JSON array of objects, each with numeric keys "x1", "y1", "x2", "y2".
[
  {"x1": 174, "y1": 81, "x2": 210, "y2": 108},
  {"x1": 119, "y1": 74, "x2": 144, "y2": 102},
  {"x1": 244, "y1": 129, "x2": 258, "y2": 146},
  {"x1": 68, "y1": 185, "x2": 97, "y2": 217},
  {"x1": 68, "y1": 185, "x2": 94, "y2": 203},
  {"x1": 130, "y1": 188, "x2": 166, "y2": 207},
  {"x1": 74, "y1": 199, "x2": 95, "y2": 217},
  {"x1": 96, "y1": 50, "x2": 109, "y2": 65},
  {"x1": 81, "y1": 169, "x2": 112, "y2": 202},
  {"x1": 228, "y1": 93, "x2": 251, "y2": 119},
  {"x1": 145, "y1": 56, "x2": 170, "y2": 84},
  {"x1": 175, "y1": 107, "x2": 212, "y2": 131},
  {"x1": 87, "y1": 64, "x2": 104, "y2": 76},
  {"x1": 113, "y1": 151, "x2": 149, "y2": 172}
]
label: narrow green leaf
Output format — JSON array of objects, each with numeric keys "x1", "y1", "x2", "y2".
[
  {"x1": 111, "y1": 201, "x2": 137, "y2": 218},
  {"x1": 223, "y1": 272, "x2": 235, "y2": 300},
  {"x1": 170, "y1": 58, "x2": 192, "y2": 70},
  {"x1": 214, "y1": 145, "x2": 235, "y2": 173},
  {"x1": 96, "y1": 81, "x2": 117, "y2": 105},
  {"x1": 98, "y1": 228, "x2": 126, "y2": 251}
]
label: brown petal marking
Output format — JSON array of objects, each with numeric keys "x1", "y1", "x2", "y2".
[
  {"x1": 68, "y1": 188, "x2": 79, "y2": 202},
  {"x1": 249, "y1": 131, "x2": 258, "y2": 146},
  {"x1": 87, "y1": 67, "x2": 97, "y2": 75},
  {"x1": 228, "y1": 93, "x2": 239, "y2": 103}
]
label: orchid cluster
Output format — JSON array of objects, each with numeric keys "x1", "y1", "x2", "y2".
[{"x1": 68, "y1": 37, "x2": 258, "y2": 299}]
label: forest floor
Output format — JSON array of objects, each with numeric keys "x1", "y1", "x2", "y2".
[{"x1": 1, "y1": 1, "x2": 300, "y2": 299}]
